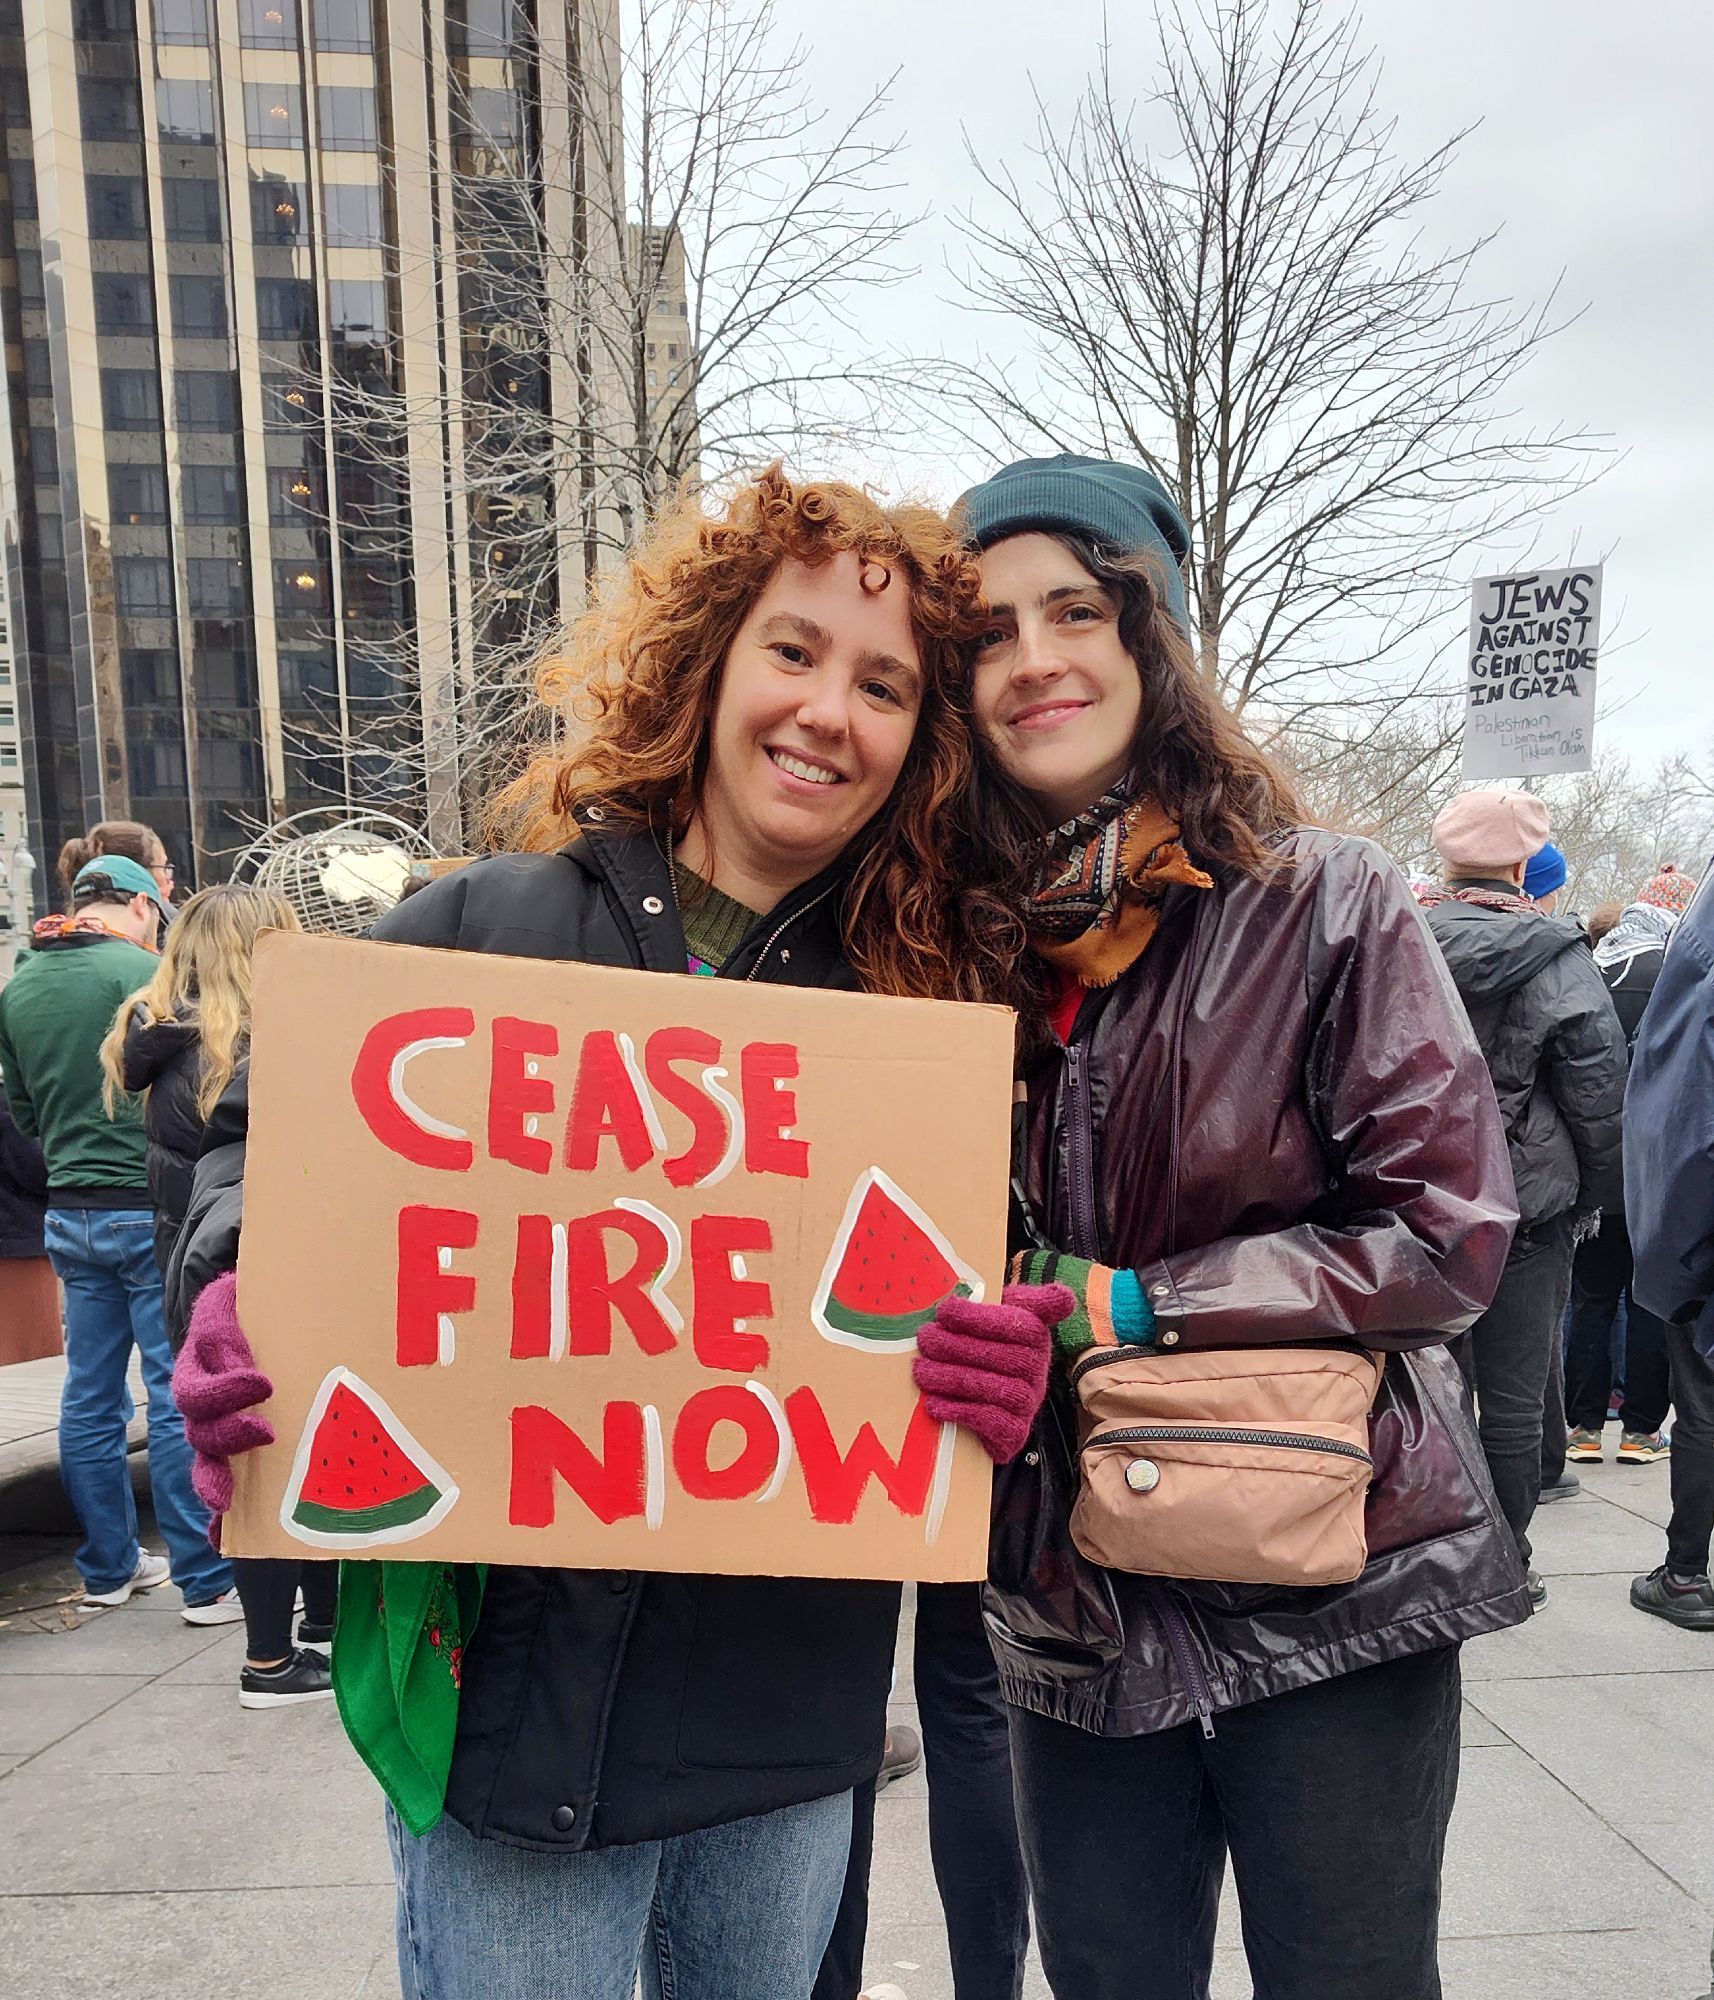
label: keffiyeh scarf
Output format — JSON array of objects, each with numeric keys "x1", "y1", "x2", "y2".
[{"x1": 1592, "y1": 900, "x2": 1677, "y2": 974}]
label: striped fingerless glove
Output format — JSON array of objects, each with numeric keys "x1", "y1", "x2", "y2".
[{"x1": 1009, "y1": 1250, "x2": 1155, "y2": 1358}]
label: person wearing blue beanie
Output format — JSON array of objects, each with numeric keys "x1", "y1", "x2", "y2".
[
  {"x1": 959, "y1": 453, "x2": 1194, "y2": 638},
  {"x1": 1523, "y1": 840, "x2": 1567, "y2": 909}
]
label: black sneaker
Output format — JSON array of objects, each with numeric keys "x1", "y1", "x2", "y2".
[
  {"x1": 296, "y1": 1618, "x2": 334, "y2": 1654},
  {"x1": 239, "y1": 1647, "x2": 336, "y2": 1709},
  {"x1": 1538, "y1": 1469, "x2": 1582, "y2": 1504},
  {"x1": 1525, "y1": 1568, "x2": 1549, "y2": 1609},
  {"x1": 1630, "y1": 1567, "x2": 1714, "y2": 1632}
]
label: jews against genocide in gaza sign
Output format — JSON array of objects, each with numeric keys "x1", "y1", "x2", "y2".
[
  {"x1": 1462, "y1": 563, "x2": 1603, "y2": 779},
  {"x1": 224, "y1": 932, "x2": 1013, "y2": 1581}
]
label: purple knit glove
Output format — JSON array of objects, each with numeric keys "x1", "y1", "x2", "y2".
[
  {"x1": 172, "y1": 1272, "x2": 275, "y2": 1518},
  {"x1": 912, "y1": 1283, "x2": 1073, "y2": 1465}
]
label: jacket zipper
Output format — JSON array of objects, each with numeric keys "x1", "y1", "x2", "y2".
[
  {"x1": 1072, "y1": 1340, "x2": 1368, "y2": 1383},
  {"x1": 1144, "y1": 1581, "x2": 1217, "y2": 1740},
  {"x1": 1086, "y1": 1423, "x2": 1372, "y2": 1466},
  {"x1": 1063, "y1": 1041, "x2": 1100, "y2": 1265},
  {"x1": 743, "y1": 885, "x2": 838, "y2": 982}
]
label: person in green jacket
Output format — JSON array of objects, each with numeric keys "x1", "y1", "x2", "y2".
[{"x1": 0, "y1": 853, "x2": 233, "y2": 1616}]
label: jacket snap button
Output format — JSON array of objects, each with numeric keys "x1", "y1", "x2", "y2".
[
  {"x1": 551, "y1": 1805, "x2": 577, "y2": 1831},
  {"x1": 642, "y1": 896, "x2": 664, "y2": 915},
  {"x1": 1158, "y1": 1330, "x2": 1180, "y2": 1347},
  {"x1": 585, "y1": 804, "x2": 604, "y2": 821},
  {"x1": 779, "y1": 947, "x2": 791, "y2": 963},
  {"x1": 1024, "y1": 1449, "x2": 1040, "y2": 1467},
  {"x1": 608, "y1": 1572, "x2": 631, "y2": 1593},
  {"x1": 1125, "y1": 1459, "x2": 1162, "y2": 1493}
]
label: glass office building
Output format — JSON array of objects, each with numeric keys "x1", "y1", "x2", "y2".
[{"x1": 0, "y1": 0, "x2": 619, "y2": 895}]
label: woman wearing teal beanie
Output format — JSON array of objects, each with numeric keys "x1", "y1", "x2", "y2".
[{"x1": 939, "y1": 452, "x2": 1531, "y2": 1999}]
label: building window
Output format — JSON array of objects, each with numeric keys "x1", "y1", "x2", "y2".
[
  {"x1": 317, "y1": 86, "x2": 377, "y2": 151},
  {"x1": 275, "y1": 558, "x2": 329, "y2": 613},
  {"x1": 250, "y1": 176, "x2": 307, "y2": 245},
  {"x1": 1, "y1": 68, "x2": 28, "y2": 128},
  {"x1": 171, "y1": 274, "x2": 230, "y2": 340},
  {"x1": 122, "y1": 649, "x2": 180, "y2": 704},
  {"x1": 80, "y1": 76, "x2": 143, "y2": 141},
  {"x1": 187, "y1": 558, "x2": 246, "y2": 614},
  {"x1": 322, "y1": 181, "x2": 383, "y2": 247},
  {"x1": 157, "y1": 78, "x2": 217, "y2": 145},
  {"x1": 313, "y1": 0, "x2": 372, "y2": 51},
  {"x1": 450, "y1": 0, "x2": 517, "y2": 56},
  {"x1": 75, "y1": 0, "x2": 135, "y2": 37},
  {"x1": 9, "y1": 157, "x2": 36, "y2": 218},
  {"x1": 278, "y1": 649, "x2": 336, "y2": 700},
  {"x1": 458, "y1": 88, "x2": 521, "y2": 148},
  {"x1": 262, "y1": 376, "x2": 320, "y2": 428},
  {"x1": 16, "y1": 248, "x2": 44, "y2": 309},
  {"x1": 327, "y1": 279, "x2": 386, "y2": 337},
  {"x1": 101, "y1": 368, "x2": 164, "y2": 431},
  {"x1": 94, "y1": 273, "x2": 155, "y2": 333},
  {"x1": 28, "y1": 428, "x2": 58, "y2": 484},
  {"x1": 110, "y1": 464, "x2": 170, "y2": 525},
  {"x1": 116, "y1": 558, "x2": 176, "y2": 617},
  {"x1": 182, "y1": 465, "x2": 241, "y2": 525},
  {"x1": 268, "y1": 464, "x2": 323, "y2": 522},
  {"x1": 257, "y1": 277, "x2": 314, "y2": 340},
  {"x1": 22, "y1": 340, "x2": 51, "y2": 394},
  {"x1": 174, "y1": 370, "x2": 237, "y2": 432},
  {"x1": 239, "y1": 0, "x2": 297, "y2": 46},
  {"x1": 244, "y1": 82, "x2": 305, "y2": 148},
  {"x1": 164, "y1": 176, "x2": 224, "y2": 243},
  {"x1": 87, "y1": 175, "x2": 149, "y2": 241},
  {"x1": 154, "y1": 0, "x2": 211, "y2": 42}
]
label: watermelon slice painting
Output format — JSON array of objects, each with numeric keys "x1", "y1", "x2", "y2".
[
  {"x1": 811, "y1": 1167, "x2": 985, "y2": 1352},
  {"x1": 279, "y1": 1368, "x2": 459, "y2": 1550}
]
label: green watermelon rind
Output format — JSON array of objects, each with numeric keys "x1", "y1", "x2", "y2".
[
  {"x1": 290, "y1": 1483, "x2": 444, "y2": 1538},
  {"x1": 821, "y1": 1285, "x2": 972, "y2": 1343}
]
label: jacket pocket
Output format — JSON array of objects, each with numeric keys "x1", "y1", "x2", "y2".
[{"x1": 674, "y1": 1576, "x2": 899, "y2": 1772}]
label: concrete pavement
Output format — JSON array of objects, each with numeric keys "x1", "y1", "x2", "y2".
[{"x1": 1, "y1": 1433, "x2": 1710, "y2": 2000}]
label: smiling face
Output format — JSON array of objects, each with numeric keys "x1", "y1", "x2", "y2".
[
  {"x1": 971, "y1": 532, "x2": 1142, "y2": 823},
  {"x1": 686, "y1": 551, "x2": 925, "y2": 906}
]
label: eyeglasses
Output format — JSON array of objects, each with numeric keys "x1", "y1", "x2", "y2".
[{"x1": 154, "y1": 861, "x2": 175, "y2": 879}]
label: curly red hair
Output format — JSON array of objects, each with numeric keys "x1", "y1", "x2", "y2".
[{"x1": 486, "y1": 465, "x2": 1029, "y2": 1005}]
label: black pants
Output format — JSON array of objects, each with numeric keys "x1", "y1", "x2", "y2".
[
  {"x1": 1011, "y1": 1645, "x2": 1462, "y2": 2000},
  {"x1": 1457, "y1": 1216, "x2": 1575, "y2": 1566},
  {"x1": 814, "y1": 1582, "x2": 1030, "y2": 2000},
  {"x1": 1565, "y1": 1214, "x2": 1671, "y2": 1434},
  {"x1": 1666, "y1": 1324, "x2": 1714, "y2": 1578},
  {"x1": 231, "y1": 1556, "x2": 337, "y2": 1661}
]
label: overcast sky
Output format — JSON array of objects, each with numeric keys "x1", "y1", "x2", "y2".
[{"x1": 784, "y1": 0, "x2": 1714, "y2": 769}]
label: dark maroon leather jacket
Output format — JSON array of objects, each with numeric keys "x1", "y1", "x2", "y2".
[{"x1": 990, "y1": 827, "x2": 1532, "y2": 1736}]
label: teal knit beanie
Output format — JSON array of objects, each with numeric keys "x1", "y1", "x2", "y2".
[{"x1": 958, "y1": 453, "x2": 1193, "y2": 636}]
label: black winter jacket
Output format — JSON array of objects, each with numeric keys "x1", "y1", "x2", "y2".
[
  {"x1": 168, "y1": 818, "x2": 901, "y2": 1851},
  {"x1": 992, "y1": 830, "x2": 1530, "y2": 1738},
  {"x1": 121, "y1": 1012, "x2": 208, "y2": 1273},
  {"x1": 0, "y1": 1084, "x2": 47, "y2": 1260},
  {"x1": 1425, "y1": 886, "x2": 1626, "y2": 1227}
]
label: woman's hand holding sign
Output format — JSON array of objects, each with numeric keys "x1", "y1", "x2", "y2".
[
  {"x1": 172, "y1": 1271, "x2": 275, "y2": 1521},
  {"x1": 912, "y1": 1283, "x2": 1072, "y2": 1463}
]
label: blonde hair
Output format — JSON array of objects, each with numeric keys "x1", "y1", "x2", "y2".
[{"x1": 101, "y1": 884, "x2": 301, "y2": 1121}]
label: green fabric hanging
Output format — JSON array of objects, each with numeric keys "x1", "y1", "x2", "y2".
[{"x1": 331, "y1": 1559, "x2": 487, "y2": 1837}]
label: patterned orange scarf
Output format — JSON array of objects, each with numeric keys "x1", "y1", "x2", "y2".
[{"x1": 1030, "y1": 796, "x2": 1214, "y2": 988}]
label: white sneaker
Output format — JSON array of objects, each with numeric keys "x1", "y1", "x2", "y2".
[
  {"x1": 861, "y1": 1986, "x2": 913, "y2": 2000},
  {"x1": 82, "y1": 1551, "x2": 171, "y2": 1608},
  {"x1": 182, "y1": 1588, "x2": 246, "y2": 1627}
]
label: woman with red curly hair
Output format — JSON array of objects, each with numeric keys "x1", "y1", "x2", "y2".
[{"x1": 165, "y1": 466, "x2": 1050, "y2": 1999}]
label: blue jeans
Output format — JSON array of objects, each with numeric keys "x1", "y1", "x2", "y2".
[
  {"x1": 45, "y1": 1208, "x2": 230, "y2": 1603},
  {"x1": 389, "y1": 1792, "x2": 853, "y2": 2000}
]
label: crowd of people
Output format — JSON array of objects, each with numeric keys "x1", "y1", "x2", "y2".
[{"x1": 0, "y1": 455, "x2": 1708, "y2": 2000}]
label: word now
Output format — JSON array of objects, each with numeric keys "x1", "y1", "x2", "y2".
[
  {"x1": 509, "y1": 1386, "x2": 950, "y2": 1531},
  {"x1": 352, "y1": 1009, "x2": 810, "y2": 1188}
]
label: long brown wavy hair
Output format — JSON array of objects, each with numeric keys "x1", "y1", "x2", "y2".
[
  {"x1": 487, "y1": 465, "x2": 1030, "y2": 1004},
  {"x1": 986, "y1": 531, "x2": 1304, "y2": 879}
]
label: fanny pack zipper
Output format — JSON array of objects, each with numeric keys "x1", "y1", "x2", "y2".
[{"x1": 1088, "y1": 1423, "x2": 1372, "y2": 1466}]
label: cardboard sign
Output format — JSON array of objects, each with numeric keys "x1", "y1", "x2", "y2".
[
  {"x1": 224, "y1": 932, "x2": 1014, "y2": 1581},
  {"x1": 1462, "y1": 563, "x2": 1603, "y2": 779}
]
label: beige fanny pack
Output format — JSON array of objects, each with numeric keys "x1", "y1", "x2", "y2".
[{"x1": 1069, "y1": 1343, "x2": 1383, "y2": 1587}]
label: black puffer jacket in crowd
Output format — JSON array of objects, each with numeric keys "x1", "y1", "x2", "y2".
[
  {"x1": 1425, "y1": 885, "x2": 1626, "y2": 1226},
  {"x1": 121, "y1": 1011, "x2": 208, "y2": 1273},
  {"x1": 0, "y1": 1084, "x2": 48, "y2": 1259},
  {"x1": 168, "y1": 815, "x2": 902, "y2": 1853}
]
